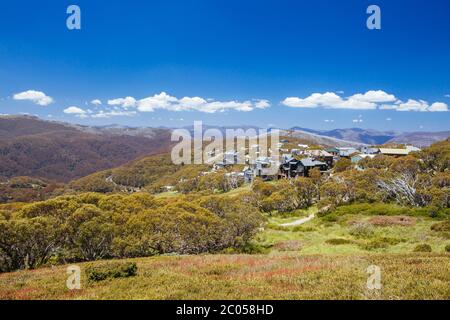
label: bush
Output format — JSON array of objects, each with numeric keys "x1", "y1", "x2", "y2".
[
  {"x1": 325, "y1": 238, "x2": 353, "y2": 245},
  {"x1": 321, "y1": 214, "x2": 338, "y2": 222},
  {"x1": 273, "y1": 240, "x2": 303, "y2": 251},
  {"x1": 445, "y1": 244, "x2": 450, "y2": 252},
  {"x1": 431, "y1": 220, "x2": 450, "y2": 232},
  {"x1": 291, "y1": 225, "x2": 316, "y2": 232},
  {"x1": 368, "y1": 216, "x2": 416, "y2": 227},
  {"x1": 413, "y1": 244, "x2": 432, "y2": 253},
  {"x1": 361, "y1": 237, "x2": 404, "y2": 250},
  {"x1": 86, "y1": 262, "x2": 137, "y2": 282},
  {"x1": 331, "y1": 203, "x2": 440, "y2": 218},
  {"x1": 348, "y1": 221, "x2": 375, "y2": 238}
]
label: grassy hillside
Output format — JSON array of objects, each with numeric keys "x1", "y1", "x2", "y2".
[
  {"x1": 0, "y1": 116, "x2": 172, "y2": 182},
  {"x1": 0, "y1": 253, "x2": 448, "y2": 300}
]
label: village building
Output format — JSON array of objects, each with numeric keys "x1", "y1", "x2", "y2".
[
  {"x1": 336, "y1": 147, "x2": 359, "y2": 157},
  {"x1": 351, "y1": 153, "x2": 376, "y2": 163},
  {"x1": 245, "y1": 156, "x2": 280, "y2": 181},
  {"x1": 325, "y1": 147, "x2": 339, "y2": 156},
  {"x1": 279, "y1": 157, "x2": 328, "y2": 178},
  {"x1": 305, "y1": 149, "x2": 334, "y2": 168},
  {"x1": 378, "y1": 148, "x2": 410, "y2": 157},
  {"x1": 360, "y1": 146, "x2": 380, "y2": 154}
]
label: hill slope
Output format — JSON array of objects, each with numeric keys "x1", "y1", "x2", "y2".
[
  {"x1": 0, "y1": 116, "x2": 172, "y2": 182},
  {"x1": 291, "y1": 127, "x2": 449, "y2": 146}
]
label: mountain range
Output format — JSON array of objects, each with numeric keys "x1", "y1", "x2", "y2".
[
  {"x1": 0, "y1": 115, "x2": 448, "y2": 182},
  {"x1": 290, "y1": 127, "x2": 450, "y2": 146}
]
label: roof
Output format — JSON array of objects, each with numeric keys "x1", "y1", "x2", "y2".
[
  {"x1": 351, "y1": 153, "x2": 376, "y2": 159},
  {"x1": 379, "y1": 148, "x2": 410, "y2": 155},
  {"x1": 300, "y1": 158, "x2": 326, "y2": 167},
  {"x1": 307, "y1": 150, "x2": 333, "y2": 157}
]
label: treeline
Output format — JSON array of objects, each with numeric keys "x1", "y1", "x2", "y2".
[
  {"x1": 0, "y1": 193, "x2": 263, "y2": 272},
  {"x1": 243, "y1": 140, "x2": 449, "y2": 217}
]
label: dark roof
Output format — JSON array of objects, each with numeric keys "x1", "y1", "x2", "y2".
[{"x1": 300, "y1": 158, "x2": 326, "y2": 167}]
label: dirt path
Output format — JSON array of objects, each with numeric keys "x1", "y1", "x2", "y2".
[{"x1": 279, "y1": 213, "x2": 315, "y2": 227}]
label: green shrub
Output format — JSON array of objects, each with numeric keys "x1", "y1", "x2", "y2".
[
  {"x1": 325, "y1": 238, "x2": 354, "y2": 245},
  {"x1": 413, "y1": 244, "x2": 432, "y2": 253},
  {"x1": 86, "y1": 262, "x2": 137, "y2": 282},
  {"x1": 331, "y1": 203, "x2": 443, "y2": 218},
  {"x1": 291, "y1": 225, "x2": 316, "y2": 232},
  {"x1": 321, "y1": 214, "x2": 338, "y2": 222},
  {"x1": 361, "y1": 237, "x2": 404, "y2": 251},
  {"x1": 348, "y1": 221, "x2": 375, "y2": 238},
  {"x1": 445, "y1": 244, "x2": 450, "y2": 252},
  {"x1": 430, "y1": 220, "x2": 450, "y2": 232}
]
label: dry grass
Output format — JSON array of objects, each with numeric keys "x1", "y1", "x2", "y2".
[
  {"x1": 0, "y1": 253, "x2": 448, "y2": 300},
  {"x1": 369, "y1": 216, "x2": 416, "y2": 227}
]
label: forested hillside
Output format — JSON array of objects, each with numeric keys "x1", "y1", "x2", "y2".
[{"x1": 0, "y1": 116, "x2": 172, "y2": 182}]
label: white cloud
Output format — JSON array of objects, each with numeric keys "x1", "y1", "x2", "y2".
[
  {"x1": 282, "y1": 90, "x2": 448, "y2": 112},
  {"x1": 63, "y1": 106, "x2": 88, "y2": 118},
  {"x1": 91, "y1": 110, "x2": 137, "y2": 118},
  {"x1": 107, "y1": 92, "x2": 269, "y2": 113},
  {"x1": 348, "y1": 90, "x2": 396, "y2": 103},
  {"x1": 108, "y1": 96, "x2": 137, "y2": 108},
  {"x1": 445, "y1": 94, "x2": 450, "y2": 98},
  {"x1": 281, "y1": 91, "x2": 388, "y2": 110},
  {"x1": 352, "y1": 119, "x2": 363, "y2": 123},
  {"x1": 386, "y1": 117, "x2": 392, "y2": 121},
  {"x1": 13, "y1": 90, "x2": 53, "y2": 106},
  {"x1": 428, "y1": 102, "x2": 449, "y2": 112},
  {"x1": 396, "y1": 99, "x2": 429, "y2": 112},
  {"x1": 254, "y1": 99, "x2": 271, "y2": 109},
  {"x1": 91, "y1": 99, "x2": 102, "y2": 106},
  {"x1": 137, "y1": 92, "x2": 179, "y2": 112},
  {"x1": 63, "y1": 106, "x2": 86, "y2": 114},
  {"x1": 282, "y1": 92, "x2": 343, "y2": 108}
]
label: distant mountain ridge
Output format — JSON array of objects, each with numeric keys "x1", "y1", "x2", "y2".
[
  {"x1": 0, "y1": 115, "x2": 172, "y2": 182},
  {"x1": 290, "y1": 127, "x2": 449, "y2": 146},
  {"x1": 0, "y1": 115, "x2": 448, "y2": 182}
]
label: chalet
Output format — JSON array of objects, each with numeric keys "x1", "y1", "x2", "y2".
[
  {"x1": 378, "y1": 148, "x2": 410, "y2": 157},
  {"x1": 351, "y1": 153, "x2": 376, "y2": 163},
  {"x1": 246, "y1": 157, "x2": 280, "y2": 181},
  {"x1": 336, "y1": 147, "x2": 358, "y2": 157},
  {"x1": 280, "y1": 157, "x2": 328, "y2": 178},
  {"x1": 290, "y1": 148, "x2": 301, "y2": 155},
  {"x1": 305, "y1": 150, "x2": 334, "y2": 168},
  {"x1": 213, "y1": 150, "x2": 239, "y2": 169},
  {"x1": 360, "y1": 146, "x2": 380, "y2": 154},
  {"x1": 325, "y1": 147, "x2": 339, "y2": 156},
  {"x1": 406, "y1": 145, "x2": 421, "y2": 153}
]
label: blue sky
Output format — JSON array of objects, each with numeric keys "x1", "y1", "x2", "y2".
[{"x1": 0, "y1": 0, "x2": 449, "y2": 131}]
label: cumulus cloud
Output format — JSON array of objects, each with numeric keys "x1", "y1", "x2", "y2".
[
  {"x1": 428, "y1": 102, "x2": 449, "y2": 112},
  {"x1": 91, "y1": 110, "x2": 137, "y2": 118},
  {"x1": 108, "y1": 96, "x2": 137, "y2": 108},
  {"x1": 13, "y1": 90, "x2": 53, "y2": 106},
  {"x1": 106, "y1": 92, "x2": 269, "y2": 113},
  {"x1": 90, "y1": 99, "x2": 102, "y2": 106},
  {"x1": 282, "y1": 90, "x2": 448, "y2": 112},
  {"x1": 63, "y1": 106, "x2": 86, "y2": 114},
  {"x1": 63, "y1": 106, "x2": 88, "y2": 118},
  {"x1": 281, "y1": 91, "x2": 390, "y2": 110},
  {"x1": 348, "y1": 90, "x2": 396, "y2": 103}
]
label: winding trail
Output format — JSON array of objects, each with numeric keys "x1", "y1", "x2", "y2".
[{"x1": 279, "y1": 213, "x2": 315, "y2": 227}]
